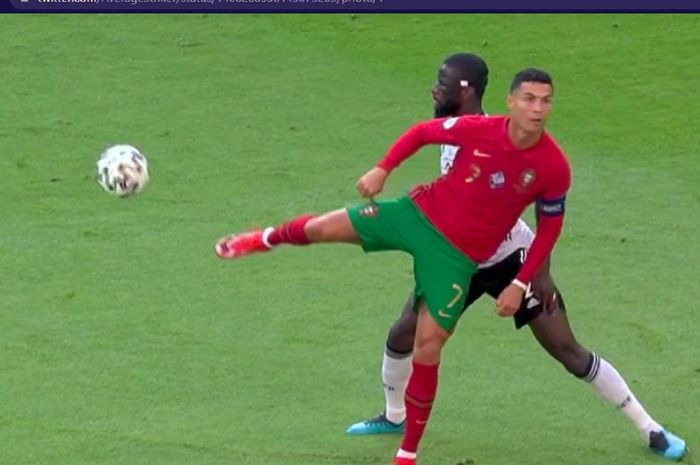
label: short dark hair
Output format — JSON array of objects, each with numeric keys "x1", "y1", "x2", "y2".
[
  {"x1": 443, "y1": 53, "x2": 489, "y2": 100},
  {"x1": 510, "y1": 68, "x2": 553, "y2": 94}
]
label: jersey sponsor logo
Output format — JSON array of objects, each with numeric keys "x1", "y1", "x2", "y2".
[
  {"x1": 536, "y1": 197, "x2": 566, "y2": 217},
  {"x1": 465, "y1": 164, "x2": 481, "y2": 183},
  {"x1": 442, "y1": 117, "x2": 459, "y2": 130},
  {"x1": 473, "y1": 148, "x2": 492, "y2": 158},
  {"x1": 489, "y1": 171, "x2": 505, "y2": 189}
]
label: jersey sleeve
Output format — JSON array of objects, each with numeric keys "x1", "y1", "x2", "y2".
[
  {"x1": 516, "y1": 154, "x2": 571, "y2": 283},
  {"x1": 377, "y1": 116, "x2": 472, "y2": 172},
  {"x1": 536, "y1": 155, "x2": 571, "y2": 218}
]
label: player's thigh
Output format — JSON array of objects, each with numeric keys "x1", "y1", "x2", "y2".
[
  {"x1": 527, "y1": 294, "x2": 590, "y2": 375},
  {"x1": 515, "y1": 287, "x2": 567, "y2": 330},
  {"x1": 413, "y1": 246, "x2": 477, "y2": 333},
  {"x1": 413, "y1": 299, "x2": 451, "y2": 365},
  {"x1": 346, "y1": 196, "x2": 424, "y2": 253},
  {"x1": 526, "y1": 292, "x2": 577, "y2": 346}
]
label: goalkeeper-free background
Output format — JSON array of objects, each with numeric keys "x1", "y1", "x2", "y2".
[{"x1": 1, "y1": 14, "x2": 698, "y2": 465}]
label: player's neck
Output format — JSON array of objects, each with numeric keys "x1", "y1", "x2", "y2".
[
  {"x1": 507, "y1": 120, "x2": 542, "y2": 150},
  {"x1": 458, "y1": 101, "x2": 484, "y2": 116},
  {"x1": 458, "y1": 105, "x2": 484, "y2": 116}
]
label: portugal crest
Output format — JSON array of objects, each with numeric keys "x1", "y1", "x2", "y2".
[
  {"x1": 359, "y1": 203, "x2": 379, "y2": 218},
  {"x1": 516, "y1": 168, "x2": 537, "y2": 193}
]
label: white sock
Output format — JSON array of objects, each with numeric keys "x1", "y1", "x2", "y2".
[
  {"x1": 585, "y1": 354, "x2": 662, "y2": 439},
  {"x1": 382, "y1": 346, "x2": 412, "y2": 424},
  {"x1": 396, "y1": 449, "x2": 417, "y2": 459},
  {"x1": 261, "y1": 227, "x2": 275, "y2": 249}
]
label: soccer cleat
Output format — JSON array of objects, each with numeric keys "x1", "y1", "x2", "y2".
[
  {"x1": 649, "y1": 429, "x2": 688, "y2": 461},
  {"x1": 215, "y1": 229, "x2": 271, "y2": 259},
  {"x1": 345, "y1": 412, "x2": 405, "y2": 435}
]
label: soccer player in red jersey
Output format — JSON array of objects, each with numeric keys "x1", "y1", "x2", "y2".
[
  {"x1": 345, "y1": 53, "x2": 686, "y2": 463},
  {"x1": 214, "y1": 69, "x2": 683, "y2": 464}
]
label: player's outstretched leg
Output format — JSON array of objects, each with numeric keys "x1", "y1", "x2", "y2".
[
  {"x1": 528, "y1": 307, "x2": 688, "y2": 461},
  {"x1": 346, "y1": 294, "x2": 416, "y2": 435},
  {"x1": 215, "y1": 209, "x2": 361, "y2": 259}
]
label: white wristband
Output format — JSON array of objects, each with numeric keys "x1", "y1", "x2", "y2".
[{"x1": 512, "y1": 279, "x2": 528, "y2": 291}]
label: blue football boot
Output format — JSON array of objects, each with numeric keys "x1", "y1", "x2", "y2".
[
  {"x1": 649, "y1": 429, "x2": 688, "y2": 461},
  {"x1": 346, "y1": 412, "x2": 405, "y2": 435}
]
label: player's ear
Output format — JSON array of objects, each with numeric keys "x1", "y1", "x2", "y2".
[
  {"x1": 459, "y1": 86, "x2": 476, "y2": 102},
  {"x1": 506, "y1": 93, "x2": 515, "y2": 111},
  {"x1": 460, "y1": 86, "x2": 475, "y2": 100}
]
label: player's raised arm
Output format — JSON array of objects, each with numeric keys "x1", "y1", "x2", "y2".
[
  {"x1": 376, "y1": 117, "x2": 468, "y2": 172},
  {"x1": 356, "y1": 116, "x2": 471, "y2": 198}
]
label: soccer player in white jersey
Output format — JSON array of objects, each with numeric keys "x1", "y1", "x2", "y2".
[{"x1": 345, "y1": 53, "x2": 687, "y2": 461}]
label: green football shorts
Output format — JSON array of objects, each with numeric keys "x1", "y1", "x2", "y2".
[{"x1": 347, "y1": 196, "x2": 477, "y2": 332}]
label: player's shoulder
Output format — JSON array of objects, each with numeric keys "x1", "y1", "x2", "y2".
[
  {"x1": 538, "y1": 132, "x2": 572, "y2": 188},
  {"x1": 539, "y1": 131, "x2": 569, "y2": 163},
  {"x1": 464, "y1": 114, "x2": 503, "y2": 127},
  {"x1": 446, "y1": 114, "x2": 503, "y2": 134}
]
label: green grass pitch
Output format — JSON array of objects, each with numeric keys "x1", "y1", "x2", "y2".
[{"x1": 0, "y1": 13, "x2": 698, "y2": 465}]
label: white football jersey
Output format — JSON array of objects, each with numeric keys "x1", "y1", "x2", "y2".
[{"x1": 439, "y1": 144, "x2": 534, "y2": 269}]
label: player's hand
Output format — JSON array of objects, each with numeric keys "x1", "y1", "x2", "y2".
[
  {"x1": 531, "y1": 272, "x2": 560, "y2": 314},
  {"x1": 356, "y1": 167, "x2": 389, "y2": 198},
  {"x1": 495, "y1": 283, "x2": 525, "y2": 317}
]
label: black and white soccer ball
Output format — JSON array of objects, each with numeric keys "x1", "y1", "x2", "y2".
[{"x1": 95, "y1": 144, "x2": 149, "y2": 197}]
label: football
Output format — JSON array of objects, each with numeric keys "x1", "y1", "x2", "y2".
[{"x1": 95, "y1": 144, "x2": 150, "y2": 197}]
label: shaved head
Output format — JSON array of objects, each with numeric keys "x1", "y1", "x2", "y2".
[{"x1": 432, "y1": 53, "x2": 489, "y2": 118}]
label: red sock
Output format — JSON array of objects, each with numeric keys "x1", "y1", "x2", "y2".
[
  {"x1": 266, "y1": 214, "x2": 315, "y2": 246},
  {"x1": 400, "y1": 361, "x2": 439, "y2": 454}
]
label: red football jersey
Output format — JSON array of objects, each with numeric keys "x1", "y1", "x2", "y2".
[{"x1": 377, "y1": 115, "x2": 571, "y2": 283}]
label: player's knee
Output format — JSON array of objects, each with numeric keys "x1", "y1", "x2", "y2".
[
  {"x1": 413, "y1": 339, "x2": 443, "y2": 365},
  {"x1": 304, "y1": 217, "x2": 325, "y2": 242},
  {"x1": 305, "y1": 215, "x2": 342, "y2": 242},
  {"x1": 387, "y1": 320, "x2": 415, "y2": 354},
  {"x1": 413, "y1": 332, "x2": 448, "y2": 365},
  {"x1": 304, "y1": 210, "x2": 354, "y2": 243}
]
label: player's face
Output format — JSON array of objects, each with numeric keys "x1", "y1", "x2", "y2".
[
  {"x1": 507, "y1": 82, "x2": 553, "y2": 133},
  {"x1": 432, "y1": 64, "x2": 462, "y2": 118}
]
